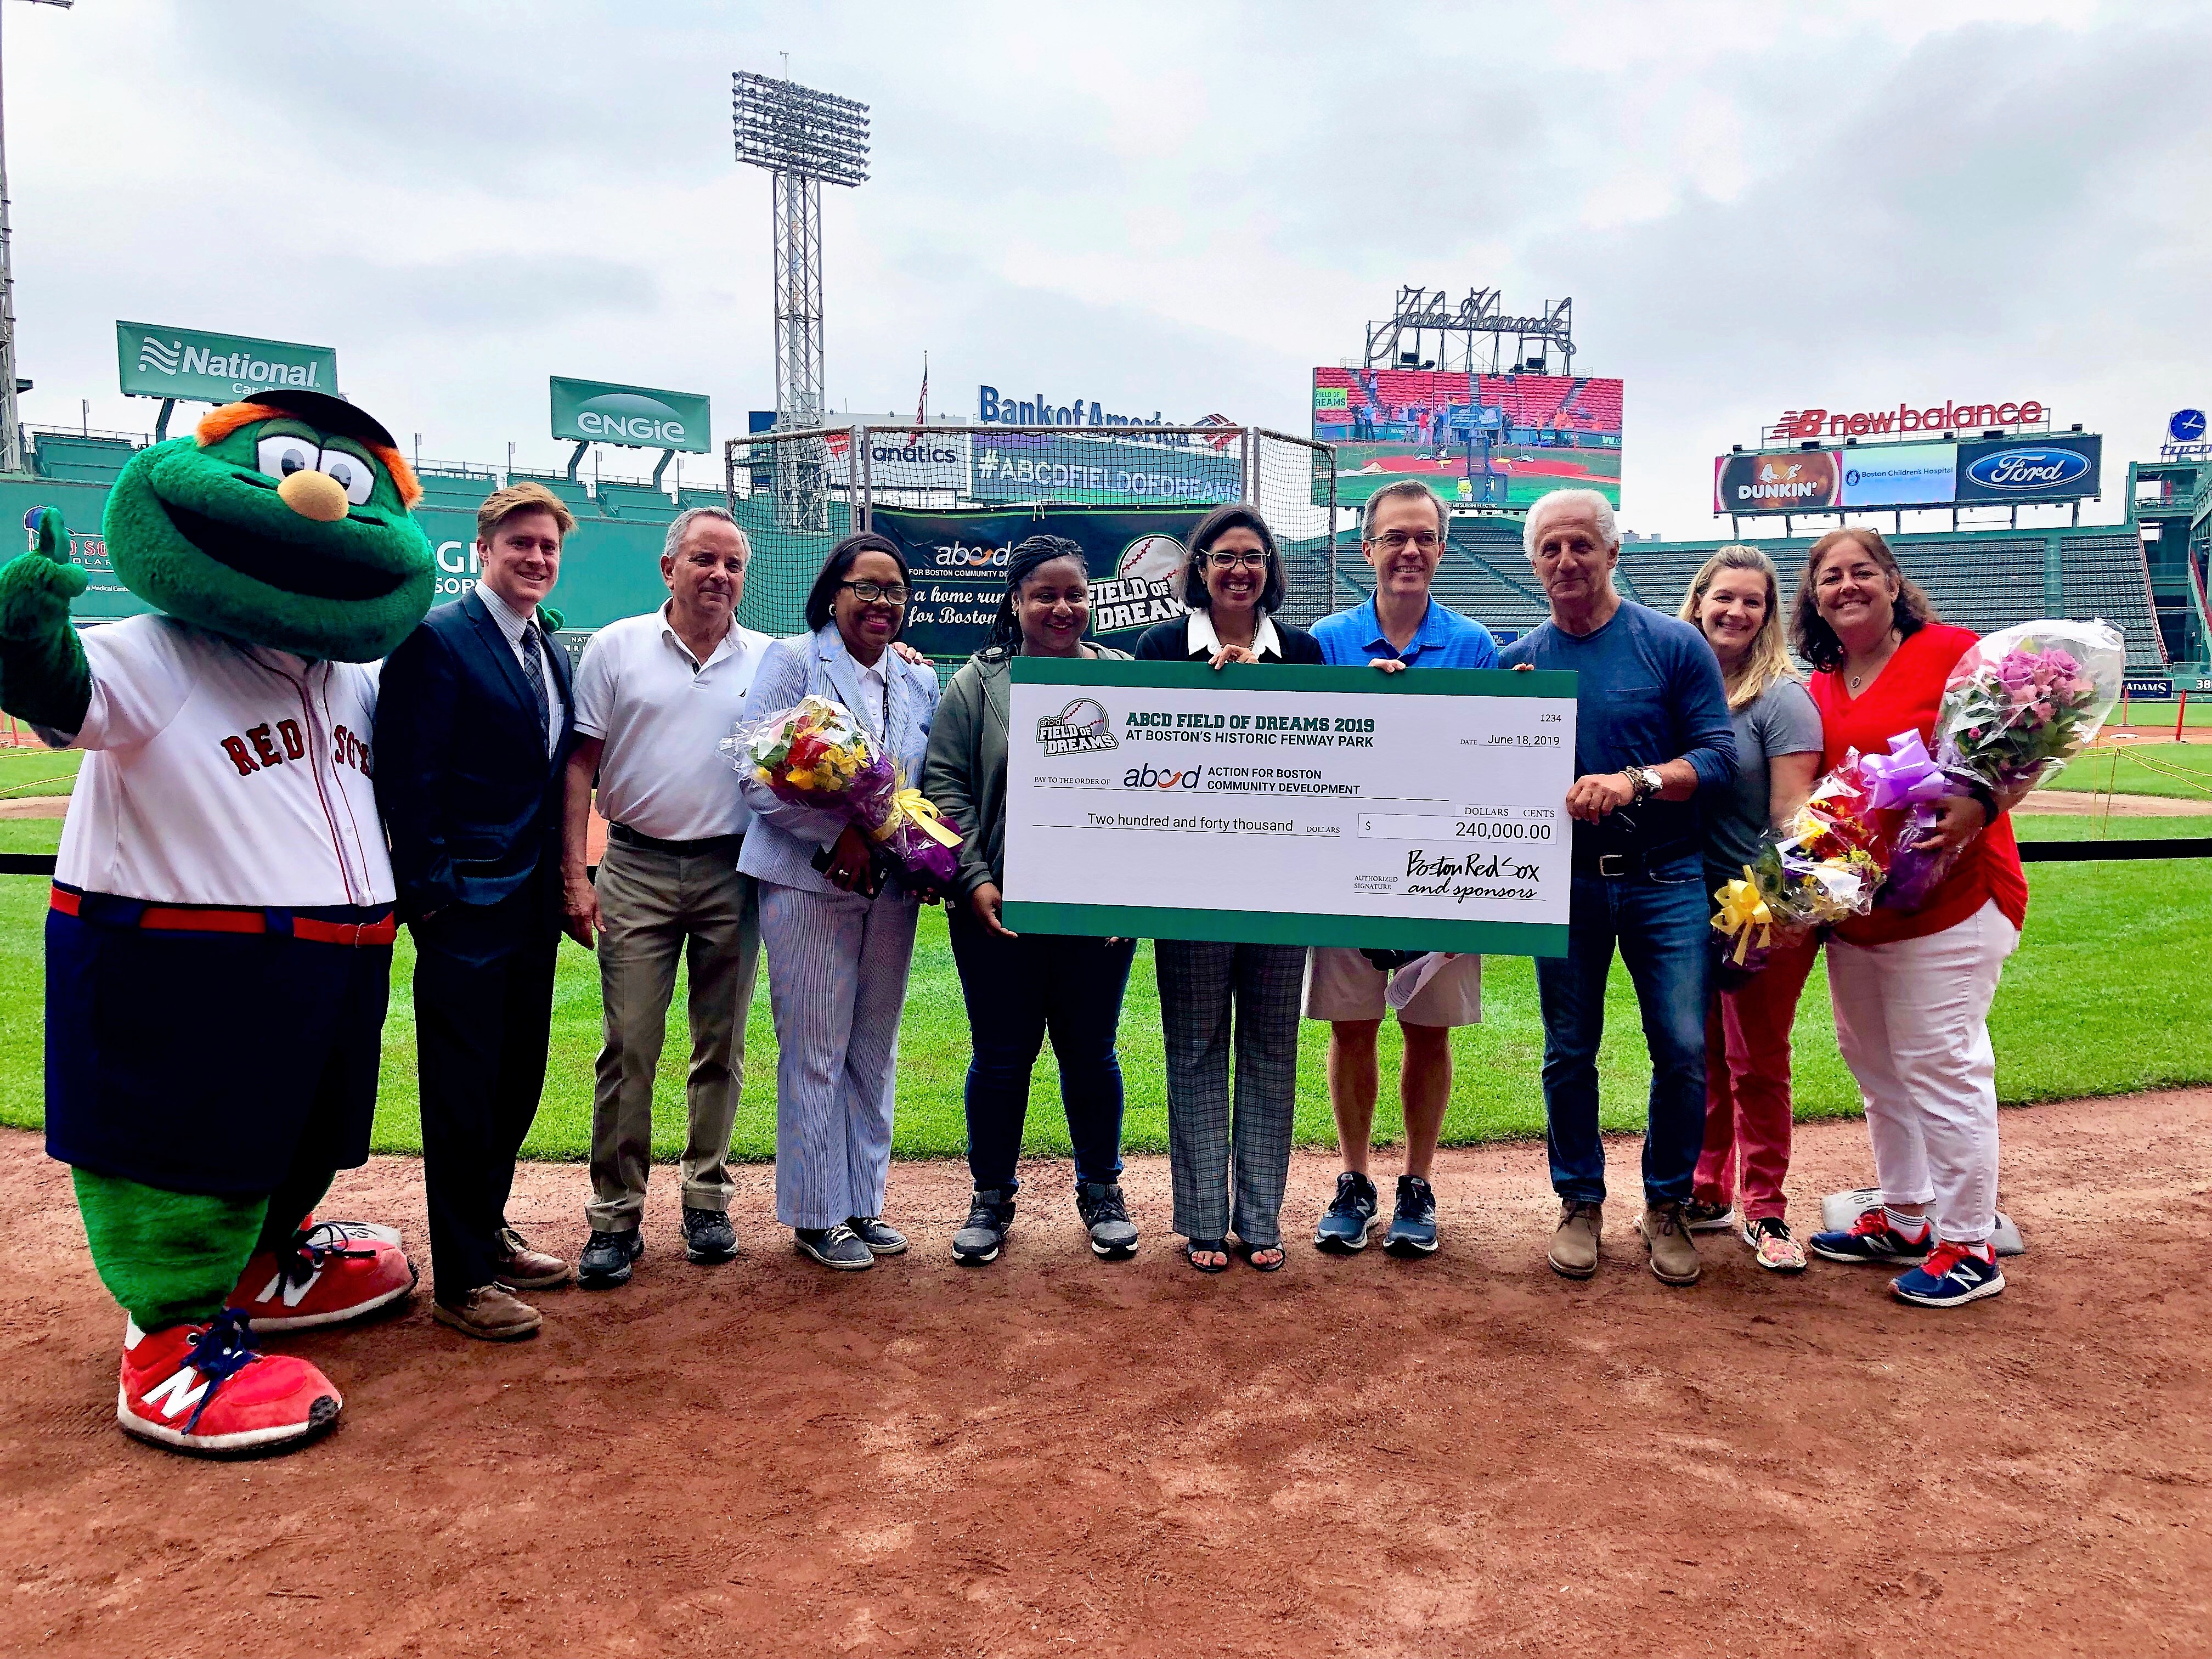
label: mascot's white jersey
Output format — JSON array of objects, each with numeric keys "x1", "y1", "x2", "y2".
[{"x1": 51, "y1": 614, "x2": 393, "y2": 907}]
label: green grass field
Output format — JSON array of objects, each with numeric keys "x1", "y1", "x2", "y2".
[
  {"x1": 1, "y1": 815, "x2": 2205, "y2": 1165},
  {"x1": 0, "y1": 746, "x2": 80, "y2": 798},
  {"x1": 2041, "y1": 741, "x2": 2212, "y2": 803}
]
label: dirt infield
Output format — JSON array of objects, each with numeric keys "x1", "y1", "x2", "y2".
[{"x1": 5, "y1": 1092, "x2": 2209, "y2": 1658}]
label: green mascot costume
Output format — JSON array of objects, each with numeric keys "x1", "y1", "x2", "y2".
[{"x1": 0, "y1": 390, "x2": 435, "y2": 1454}]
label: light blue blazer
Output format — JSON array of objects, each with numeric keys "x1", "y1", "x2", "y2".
[{"x1": 736, "y1": 624, "x2": 942, "y2": 896}]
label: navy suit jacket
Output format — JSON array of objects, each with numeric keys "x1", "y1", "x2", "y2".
[{"x1": 375, "y1": 588, "x2": 577, "y2": 921}]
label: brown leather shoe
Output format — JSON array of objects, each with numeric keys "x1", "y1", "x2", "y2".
[
  {"x1": 1548, "y1": 1199, "x2": 1602, "y2": 1279},
  {"x1": 492, "y1": 1226, "x2": 571, "y2": 1290},
  {"x1": 432, "y1": 1284, "x2": 543, "y2": 1341},
  {"x1": 1639, "y1": 1201, "x2": 1703, "y2": 1286}
]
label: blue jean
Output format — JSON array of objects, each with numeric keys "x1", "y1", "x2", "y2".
[
  {"x1": 1533, "y1": 854, "x2": 1712, "y2": 1206},
  {"x1": 947, "y1": 904, "x2": 1136, "y2": 1196}
]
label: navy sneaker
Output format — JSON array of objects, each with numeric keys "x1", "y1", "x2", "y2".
[
  {"x1": 1809, "y1": 1207, "x2": 1932, "y2": 1266},
  {"x1": 951, "y1": 1189, "x2": 1014, "y2": 1265},
  {"x1": 1891, "y1": 1241, "x2": 2006, "y2": 1308},
  {"x1": 1383, "y1": 1175, "x2": 1439, "y2": 1257},
  {"x1": 681, "y1": 1206, "x2": 738, "y2": 1265},
  {"x1": 845, "y1": 1216, "x2": 907, "y2": 1256},
  {"x1": 578, "y1": 1228, "x2": 644, "y2": 1289},
  {"x1": 794, "y1": 1224, "x2": 873, "y2": 1271},
  {"x1": 1076, "y1": 1182, "x2": 1139, "y2": 1259},
  {"x1": 1314, "y1": 1171, "x2": 1379, "y2": 1253}
]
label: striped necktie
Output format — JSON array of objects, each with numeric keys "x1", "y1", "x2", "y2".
[{"x1": 520, "y1": 620, "x2": 550, "y2": 745}]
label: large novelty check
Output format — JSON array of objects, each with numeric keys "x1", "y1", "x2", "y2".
[{"x1": 1002, "y1": 659, "x2": 1579, "y2": 956}]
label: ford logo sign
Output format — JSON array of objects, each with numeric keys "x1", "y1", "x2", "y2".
[{"x1": 1964, "y1": 446, "x2": 2091, "y2": 493}]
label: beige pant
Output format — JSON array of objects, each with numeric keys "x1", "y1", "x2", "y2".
[{"x1": 586, "y1": 839, "x2": 762, "y2": 1232}]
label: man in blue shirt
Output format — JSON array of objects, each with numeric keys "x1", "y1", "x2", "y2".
[
  {"x1": 1499, "y1": 488, "x2": 1736, "y2": 1289},
  {"x1": 1306, "y1": 481, "x2": 1497, "y2": 1260}
]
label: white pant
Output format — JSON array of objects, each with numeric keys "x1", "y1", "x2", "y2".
[{"x1": 1827, "y1": 899, "x2": 2018, "y2": 1244}]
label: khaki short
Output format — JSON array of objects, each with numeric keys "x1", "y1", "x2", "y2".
[{"x1": 1301, "y1": 947, "x2": 1483, "y2": 1028}]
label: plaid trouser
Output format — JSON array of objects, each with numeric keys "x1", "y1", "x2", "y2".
[{"x1": 1156, "y1": 940, "x2": 1305, "y2": 1248}]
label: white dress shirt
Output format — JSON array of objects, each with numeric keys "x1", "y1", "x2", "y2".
[
  {"x1": 571, "y1": 603, "x2": 773, "y2": 841},
  {"x1": 854, "y1": 652, "x2": 891, "y2": 735},
  {"x1": 1185, "y1": 607, "x2": 1285, "y2": 661},
  {"x1": 476, "y1": 580, "x2": 565, "y2": 759}
]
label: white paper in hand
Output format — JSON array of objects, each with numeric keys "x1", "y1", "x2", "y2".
[{"x1": 1384, "y1": 952, "x2": 1458, "y2": 1013}]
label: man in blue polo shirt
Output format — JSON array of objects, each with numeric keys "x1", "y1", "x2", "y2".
[{"x1": 1306, "y1": 480, "x2": 1497, "y2": 1260}]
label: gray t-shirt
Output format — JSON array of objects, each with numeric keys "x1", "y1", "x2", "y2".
[{"x1": 1703, "y1": 676, "x2": 1822, "y2": 889}]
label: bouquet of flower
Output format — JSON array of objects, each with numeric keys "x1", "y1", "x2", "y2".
[
  {"x1": 1712, "y1": 751, "x2": 1892, "y2": 969},
  {"x1": 1881, "y1": 619, "x2": 2125, "y2": 910},
  {"x1": 719, "y1": 695, "x2": 962, "y2": 891}
]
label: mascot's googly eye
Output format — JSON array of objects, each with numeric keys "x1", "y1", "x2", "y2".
[
  {"x1": 256, "y1": 432, "x2": 320, "y2": 480},
  {"x1": 317, "y1": 448, "x2": 377, "y2": 505}
]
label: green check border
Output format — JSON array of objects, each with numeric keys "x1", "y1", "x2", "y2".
[
  {"x1": 1001, "y1": 902, "x2": 1568, "y2": 958},
  {"x1": 1010, "y1": 658, "x2": 1577, "y2": 698}
]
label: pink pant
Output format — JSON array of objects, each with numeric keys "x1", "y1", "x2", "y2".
[{"x1": 1693, "y1": 932, "x2": 1819, "y2": 1222}]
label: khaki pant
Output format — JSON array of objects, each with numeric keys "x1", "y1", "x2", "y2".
[{"x1": 586, "y1": 839, "x2": 762, "y2": 1232}]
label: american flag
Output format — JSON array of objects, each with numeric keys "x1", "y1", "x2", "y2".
[{"x1": 909, "y1": 353, "x2": 928, "y2": 444}]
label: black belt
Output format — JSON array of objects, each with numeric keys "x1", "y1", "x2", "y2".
[
  {"x1": 607, "y1": 823, "x2": 744, "y2": 857},
  {"x1": 1571, "y1": 839, "x2": 1699, "y2": 880}
]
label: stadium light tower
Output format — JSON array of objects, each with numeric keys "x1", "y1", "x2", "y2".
[
  {"x1": 732, "y1": 69, "x2": 869, "y2": 435},
  {"x1": 0, "y1": 0, "x2": 76, "y2": 477}
]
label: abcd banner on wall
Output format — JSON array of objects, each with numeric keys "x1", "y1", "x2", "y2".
[
  {"x1": 872, "y1": 506, "x2": 1206, "y2": 657},
  {"x1": 970, "y1": 433, "x2": 1239, "y2": 506}
]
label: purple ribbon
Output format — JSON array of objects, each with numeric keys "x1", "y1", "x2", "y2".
[{"x1": 1861, "y1": 731, "x2": 1951, "y2": 810}]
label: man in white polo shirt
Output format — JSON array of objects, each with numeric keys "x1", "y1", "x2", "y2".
[{"x1": 560, "y1": 506, "x2": 771, "y2": 1286}]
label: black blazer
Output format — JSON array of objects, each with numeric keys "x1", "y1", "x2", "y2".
[
  {"x1": 1131, "y1": 612, "x2": 1326, "y2": 663},
  {"x1": 375, "y1": 588, "x2": 577, "y2": 920}
]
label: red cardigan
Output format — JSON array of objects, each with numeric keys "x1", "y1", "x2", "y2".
[{"x1": 1809, "y1": 623, "x2": 2029, "y2": 946}]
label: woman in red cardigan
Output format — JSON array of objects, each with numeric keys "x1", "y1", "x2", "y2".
[{"x1": 1792, "y1": 529, "x2": 2027, "y2": 1309}]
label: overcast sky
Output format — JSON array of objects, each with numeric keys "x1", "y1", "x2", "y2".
[{"x1": 4, "y1": 0, "x2": 2205, "y2": 535}]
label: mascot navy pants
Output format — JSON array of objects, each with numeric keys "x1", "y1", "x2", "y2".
[{"x1": 45, "y1": 886, "x2": 391, "y2": 1195}]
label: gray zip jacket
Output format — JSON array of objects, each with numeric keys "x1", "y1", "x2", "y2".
[{"x1": 920, "y1": 641, "x2": 1131, "y2": 899}]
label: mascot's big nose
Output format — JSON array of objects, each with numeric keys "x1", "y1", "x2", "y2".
[{"x1": 277, "y1": 469, "x2": 350, "y2": 522}]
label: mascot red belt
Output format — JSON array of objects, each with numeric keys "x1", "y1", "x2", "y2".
[{"x1": 0, "y1": 390, "x2": 434, "y2": 1455}]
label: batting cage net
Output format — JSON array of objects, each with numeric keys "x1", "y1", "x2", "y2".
[{"x1": 725, "y1": 424, "x2": 1340, "y2": 663}]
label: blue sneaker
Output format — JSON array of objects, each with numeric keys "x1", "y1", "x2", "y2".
[
  {"x1": 1809, "y1": 1206, "x2": 1932, "y2": 1266},
  {"x1": 1314, "y1": 1171, "x2": 1379, "y2": 1253},
  {"x1": 1891, "y1": 1241, "x2": 2006, "y2": 1308},
  {"x1": 1384, "y1": 1175, "x2": 1439, "y2": 1257}
]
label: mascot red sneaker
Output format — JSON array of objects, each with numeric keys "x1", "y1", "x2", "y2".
[{"x1": 0, "y1": 391, "x2": 435, "y2": 1454}]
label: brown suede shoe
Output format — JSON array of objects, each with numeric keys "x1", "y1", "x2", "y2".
[
  {"x1": 432, "y1": 1284, "x2": 543, "y2": 1341},
  {"x1": 1548, "y1": 1200, "x2": 1602, "y2": 1279},
  {"x1": 492, "y1": 1226, "x2": 572, "y2": 1290},
  {"x1": 1639, "y1": 1201, "x2": 1703, "y2": 1286}
]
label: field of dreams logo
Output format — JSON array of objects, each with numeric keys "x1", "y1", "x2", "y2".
[{"x1": 1037, "y1": 697, "x2": 1118, "y2": 756}]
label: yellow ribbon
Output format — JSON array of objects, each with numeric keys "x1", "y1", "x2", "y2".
[
  {"x1": 1710, "y1": 864, "x2": 1773, "y2": 966},
  {"x1": 872, "y1": 787, "x2": 962, "y2": 849}
]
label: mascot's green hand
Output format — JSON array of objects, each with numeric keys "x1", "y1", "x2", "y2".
[{"x1": 0, "y1": 507, "x2": 93, "y2": 734}]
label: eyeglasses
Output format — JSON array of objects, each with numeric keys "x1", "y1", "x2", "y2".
[
  {"x1": 1368, "y1": 530, "x2": 1442, "y2": 552},
  {"x1": 1204, "y1": 550, "x2": 1268, "y2": 570},
  {"x1": 839, "y1": 579, "x2": 908, "y2": 605}
]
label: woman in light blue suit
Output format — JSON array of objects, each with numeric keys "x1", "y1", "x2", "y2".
[{"x1": 738, "y1": 532, "x2": 942, "y2": 1271}]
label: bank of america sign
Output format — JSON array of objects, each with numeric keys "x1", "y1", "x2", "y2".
[{"x1": 116, "y1": 321, "x2": 340, "y2": 403}]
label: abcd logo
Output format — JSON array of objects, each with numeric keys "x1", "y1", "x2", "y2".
[{"x1": 1122, "y1": 764, "x2": 1202, "y2": 791}]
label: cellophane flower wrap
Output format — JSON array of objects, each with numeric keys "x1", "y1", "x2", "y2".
[
  {"x1": 1714, "y1": 751, "x2": 1892, "y2": 970},
  {"x1": 719, "y1": 694, "x2": 962, "y2": 890},
  {"x1": 1881, "y1": 619, "x2": 2125, "y2": 910}
]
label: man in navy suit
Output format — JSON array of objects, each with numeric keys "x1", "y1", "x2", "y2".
[{"x1": 376, "y1": 482, "x2": 579, "y2": 1340}]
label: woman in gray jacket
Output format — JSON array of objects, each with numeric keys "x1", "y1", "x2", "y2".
[{"x1": 920, "y1": 535, "x2": 1138, "y2": 1267}]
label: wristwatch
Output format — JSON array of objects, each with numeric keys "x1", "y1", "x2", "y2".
[{"x1": 1625, "y1": 765, "x2": 1662, "y2": 803}]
